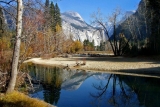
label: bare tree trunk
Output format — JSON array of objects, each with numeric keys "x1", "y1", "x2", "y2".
[
  {"x1": 7, "y1": 0, "x2": 23, "y2": 93},
  {"x1": 113, "y1": 23, "x2": 117, "y2": 55}
]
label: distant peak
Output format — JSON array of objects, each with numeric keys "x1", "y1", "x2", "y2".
[
  {"x1": 125, "y1": 11, "x2": 135, "y2": 15},
  {"x1": 63, "y1": 11, "x2": 80, "y2": 16},
  {"x1": 62, "y1": 11, "x2": 84, "y2": 21}
]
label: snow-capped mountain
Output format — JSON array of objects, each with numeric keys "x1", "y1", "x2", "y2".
[{"x1": 61, "y1": 11, "x2": 105, "y2": 46}]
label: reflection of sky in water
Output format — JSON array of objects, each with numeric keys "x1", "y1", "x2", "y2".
[
  {"x1": 28, "y1": 65, "x2": 160, "y2": 107},
  {"x1": 30, "y1": 69, "x2": 141, "y2": 107}
]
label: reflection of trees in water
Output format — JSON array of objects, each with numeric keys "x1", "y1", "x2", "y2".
[
  {"x1": 90, "y1": 74, "x2": 137, "y2": 107},
  {"x1": 42, "y1": 67, "x2": 62, "y2": 105},
  {"x1": 29, "y1": 65, "x2": 63, "y2": 105},
  {"x1": 122, "y1": 76, "x2": 160, "y2": 107}
]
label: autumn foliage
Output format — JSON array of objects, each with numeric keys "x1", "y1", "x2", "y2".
[{"x1": 63, "y1": 40, "x2": 83, "y2": 53}]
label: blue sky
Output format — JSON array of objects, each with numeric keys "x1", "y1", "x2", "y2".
[{"x1": 57, "y1": 0, "x2": 141, "y2": 24}]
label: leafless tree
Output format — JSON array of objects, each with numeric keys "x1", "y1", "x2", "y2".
[{"x1": 91, "y1": 8, "x2": 130, "y2": 56}]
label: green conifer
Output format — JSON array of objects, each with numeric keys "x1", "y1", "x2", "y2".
[
  {"x1": 55, "y1": 3, "x2": 62, "y2": 27},
  {"x1": 50, "y1": 2, "x2": 56, "y2": 31}
]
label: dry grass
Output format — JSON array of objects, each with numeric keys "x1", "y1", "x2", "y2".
[
  {"x1": 41, "y1": 53, "x2": 58, "y2": 59},
  {"x1": 41, "y1": 54, "x2": 52, "y2": 59},
  {"x1": 0, "y1": 91, "x2": 52, "y2": 107}
]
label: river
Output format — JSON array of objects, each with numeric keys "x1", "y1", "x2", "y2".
[{"x1": 27, "y1": 64, "x2": 160, "y2": 107}]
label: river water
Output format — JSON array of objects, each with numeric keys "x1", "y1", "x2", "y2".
[{"x1": 27, "y1": 64, "x2": 160, "y2": 107}]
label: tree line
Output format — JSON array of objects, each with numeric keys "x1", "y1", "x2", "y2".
[
  {"x1": 0, "y1": 0, "x2": 83, "y2": 93},
  {"x1": 92, "y1": 0, "x2": 160, "y2": 56},
  {"x1": 0, "y1": 0, "x2": 160, "y2": 94}
]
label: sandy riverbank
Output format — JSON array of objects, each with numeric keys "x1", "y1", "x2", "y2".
[{"x1": 24, "y1": 56, "x2": 160, "y2": 76}]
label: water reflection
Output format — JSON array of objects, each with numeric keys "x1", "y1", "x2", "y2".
[
  {"x1": 29, "y1": 65, "x2": 62, "y2": 105},
  {"x1": 27, "y1": 64, "x2": 160, "y2": 107},
  {"x1": 122, "y1": 75, "x2": 160, "y2": 107},
  {"x1": 28, "y1": 64, "x2": 97, "y2": 106},
  {"x1": 90, "y1": 74, "x2": 139, "y2": 107}
]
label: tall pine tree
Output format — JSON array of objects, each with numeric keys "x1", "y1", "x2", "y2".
[
  {"x1": 55, "y1": 3, "x2": 62, "y2": 28},
  {"x1": 44, "y1": 1, "x2": 62, "y2": 32},
  {"x1": 50, "y1": 1, "x2": 56, "y2": 32},
  {"x1": 45, "y1": 0, "x2": 49, "y2": 8},
  {"x1": 44, "y1": 0, "x2": 50, "y2": 28}
]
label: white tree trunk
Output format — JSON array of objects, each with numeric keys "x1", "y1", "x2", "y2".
[{"x1": 7, "y1": 0, "x2": 23, "y2": 93}]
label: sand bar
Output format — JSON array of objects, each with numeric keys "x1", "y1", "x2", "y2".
[{"x1": 24, "y1": 56, "x2": 160, "y2": 77}]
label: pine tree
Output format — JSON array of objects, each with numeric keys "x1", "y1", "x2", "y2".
[
  {"x1": 50, "y1": 1, "x2": 55, "y2": 32},
  {"x1": 55, "y1": 3, "x2": 62, "y2": 28},
  {"x1": 45, "y1": 0, "x2": 49, "y2": 15},
  {"x1": 45, "y1": 0, "x2": 49, "y2": 8},
  {"x1": 44, "y1": 0, "x2": 50, "y2": 27}
]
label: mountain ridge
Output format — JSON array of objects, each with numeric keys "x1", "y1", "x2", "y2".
[
  {"x1": 61, "y1": 11, "x2": 105, "y2": 46},
  {"x1": 114, "y1": 0, "x2": 148, "y2": 40}
]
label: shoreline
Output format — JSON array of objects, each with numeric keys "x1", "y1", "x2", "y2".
[{"x1": 24, "y1": 56, "x2": 160, "y2": 78}]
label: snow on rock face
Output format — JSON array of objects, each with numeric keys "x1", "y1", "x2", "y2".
[
  {"x1": 62, "y1": 11, "x2": 84, "y2": 22},
  {"x1": 60, "y1": 69, "x2": 96, "y2": 91},
  {"x1": 61, "y1": 11, "x2": 105, "y2": 46}
]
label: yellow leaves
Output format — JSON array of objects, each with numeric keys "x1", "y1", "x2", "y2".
[
  {"x1": 0, "y1": 36, "x2": 12, "y2": 76},
  {"x1": 67, "y1": 40, "x2": 83, "y2": 53},
  {"x1": 20, "y1": 42, "x2": 33, "y2": 57},
  {"x1": 45, "y1": 71, "x2": 52, "y2": 84},
  {"x1": 55, "y1": 77, "x2": 62, "y2": 88},
  {"x1": 55, "y1": 23, "x2": 62, "y2": 33},
  {"x1": 26, "y1": 47, "x2": 33, "y2": 57},
  {"x1": 74, "y1": 40, "x2": 83, "y2": 52},
  {"x1": 0, "y1": 36, "x2": 11, "y2": 51},
  {"x1": 20, "y1": 42, "x2": 25, "y2": 54}
]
